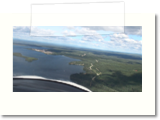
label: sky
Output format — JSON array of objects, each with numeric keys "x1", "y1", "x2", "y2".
[{"x1": 13, "y1": 26, "x2": 142, "y2": 54}]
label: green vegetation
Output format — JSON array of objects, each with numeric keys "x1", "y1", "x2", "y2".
[
  {"x1": 13, "y1": 52, "x2": 37, "y2": 62},
  {"x1": 28, "y1": 45, "x2": 142, "y2": 92}
]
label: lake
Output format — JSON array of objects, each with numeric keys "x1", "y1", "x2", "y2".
[{"x1": 13, "y1": 45, "x2": 85, "y2": 81}]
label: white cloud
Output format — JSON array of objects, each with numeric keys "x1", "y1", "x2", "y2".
[
  {"x1": 13, "y1": 26, "x2": 30, "y2": 33},
  {"x1": 82, "y1": 26, "x2": 142, "y2": 36},
  {"x1": 31, "y1": 27, "x2": 55, "y2": 36},
  {"x1": 104, "y1": 33, "x2": 142, "y2": 52},
  {"x1": 13, "y1": 26, "x2": 55, "y2": 36},
  {"x1": 63, "y1": 30, "x2": 76, "y2": 36},
  {"x1": 63, "y1": 27, "x2": 104, "y2": 42},
  {"x1": 74, "y1": 27, "x2": 97, "y2": 35},
  {"x1": 13, "y1": 26, "x2": 142, "y2": 54},
  {"x1": 82, "y1": 26, "x2": 123, "y2": 33},
  {"x1": 63, "y1": 27, "x2": 99, "y2": 36},
  {"x1": 124, "y1": 26, "x2": 142, "y2": 36}
]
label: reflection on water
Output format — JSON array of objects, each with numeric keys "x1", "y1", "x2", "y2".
[{"x1": 13, "y1": 45, "x2": 85, "y2": 81}]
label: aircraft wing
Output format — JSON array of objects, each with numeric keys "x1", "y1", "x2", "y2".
[{"x1": 13, "y1": 76, "x2": 92, "y2": 92}]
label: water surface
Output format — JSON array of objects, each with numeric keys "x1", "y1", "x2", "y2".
[{"x1": 13, "y1": 45, "x2": 85, "y2": 81}]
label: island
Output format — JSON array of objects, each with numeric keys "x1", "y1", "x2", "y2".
[{"x1": 13, "y1": 52, "x2": 38, "y2": 62}]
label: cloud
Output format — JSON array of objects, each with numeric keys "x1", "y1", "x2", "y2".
[
  {"x1": 124, "y1": 26, "x2": 142, "y2": 36},
  {"x1": 63, "y1": 27, "x2": 104, "y2": 42},
  {"x1": 81, "y1": 35, "x2": 103, "y2": 42},
  {"x1": 63, "y1": 27, "x2": 99, "y2": 36},
  {"x1": 13, "y1": 26, "x2": 30, "y2": 33},
  {"x1": 13, "y1": 26, "x2": 142, "y2": 54},
  {"x1": 63, "y1": 30, "x2": 76, "y2": 36},
  {"x1": 82, "y1": 26, "x2": 123, "y2": 33},
  {"x1": 105, "y1": 33, "x2": 142, "y2": 51},
  {"x1": 82, "y1": 26, "x2": 142, "y2": 36},
  {"x1": 13, "y1": 26, "x2": 55, "y2": 36},
  {"x1": 47, "y1": 27, "x2": 142, "y2": 53},
  {"x1": 74, "y1": 27, "x2": 97, "y2": 35}
]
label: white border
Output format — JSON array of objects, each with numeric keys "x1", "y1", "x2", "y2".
[{"x1": 0, "y1": 13, "x2": 155, "y2": 115}]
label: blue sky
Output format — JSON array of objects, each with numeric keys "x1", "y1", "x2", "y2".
[
  {"x1": 128, "y1": 35, "x2": 142, "y2": 41},
  {"x1": 13, "y1": 26, "x2": 142, "y2": 54}
]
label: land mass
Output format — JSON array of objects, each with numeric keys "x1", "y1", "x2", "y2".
[
  {"x1": 13, "y1": 52, "x2": 38, "y2": 62},
  {"x1": 32, "y1": 49, "x2": 53, "y2": 55},
  {"x1": 29, "y1": 46, "x2": 142, "y2": 92}
]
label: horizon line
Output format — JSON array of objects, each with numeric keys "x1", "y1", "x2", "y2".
[{"x1": 13, "y1": 38, "x2": 142, "y2": 55}]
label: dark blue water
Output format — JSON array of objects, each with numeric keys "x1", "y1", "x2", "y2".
[{"x1": 13, "y1": 45, "x2": 85, "y2": 81}]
